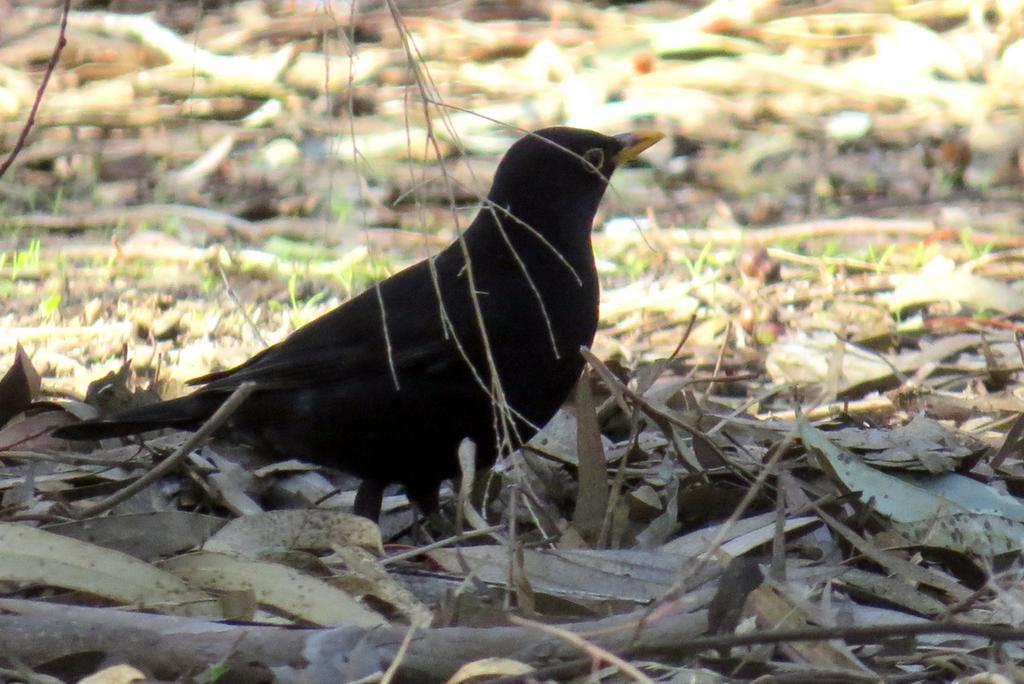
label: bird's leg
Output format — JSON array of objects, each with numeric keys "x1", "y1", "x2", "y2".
[
  {"x1": 405, "y1": 482, "x2": 449, "y2": 541},
  {"x1": 409, "y1": 483, "x2": 440, "y2": 515},
  {"x1": 353, "y1": 479, "x2": 384, "y2": 521}
]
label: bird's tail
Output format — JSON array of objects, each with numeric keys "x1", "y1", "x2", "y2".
[{"x1": 53, "y1": 393, "x2": 220, "y2": 440}]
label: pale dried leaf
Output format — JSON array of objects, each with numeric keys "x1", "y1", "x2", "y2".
[
  {"x1": 331, "y1": 544, "x2": 432, "y2": 627},
  {"x1": 427, "y1": 546, "x2": 680, "y2": 603},
  {"x1": 160, "y1": 551, "x2": 385, "y2": 627},
  {"x1": 204, "y1": 509, "x2": 383, "y2": 558},
  {"x1": 663, "y1": 512, "x2": 817, "y2": 556},
  {"x1": 446, "y1": 658, "x2": 534, "y2": 684},
  {"x1": 78, "y1": 664, "x2": 146, "y2": 684},
  {"x1": 886, "y1": 256, "x2": 1023, "y2": 315},
  {"x1": 0, "y1": 523, "x2": 217, "y2": 614}
]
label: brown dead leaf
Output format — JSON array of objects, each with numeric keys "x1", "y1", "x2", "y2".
[{"x1": 0, "y1": 344, "x2": 40, "y2": 426}]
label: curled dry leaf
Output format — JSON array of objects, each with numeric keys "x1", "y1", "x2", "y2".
[
  {"x1": 332, "y1": 544, "x2": 433, "y2": 627},
  {"x1": 159, "y1": 551, "x2": 385, "y2": 627},
  {"x1": 446, "y1": 657, "x2": 534, "y2": 684},
  {"x1": 203, "y1": 508, "x2": 383, "y2": 559}
]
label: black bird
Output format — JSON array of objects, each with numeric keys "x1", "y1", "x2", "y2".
[{"x1": 55, "y1": 127, "x2": 664, "y2": 520}]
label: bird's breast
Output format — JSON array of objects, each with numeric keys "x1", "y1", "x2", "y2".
[{"x1": 453, "y1": 253, "x2": 599, "y2": 425}]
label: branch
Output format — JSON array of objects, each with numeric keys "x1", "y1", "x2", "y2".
[{"x1": 0, "y1": 0, "x2": 71, "y2": 180}]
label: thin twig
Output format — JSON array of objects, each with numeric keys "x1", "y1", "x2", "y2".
[
  {"x1": 380, "y1": 524, "x2": 505, "y2": 565},
  {"x1": 216, "y1": 262, "x2": 268, "y2": 347},
  {"x1": 0, "y1": 0, "x2": 72, "y2": 180},
  {"x1": 5, "y1": 204, "x2": 258, "y2": 240},
  {"x1": 380, "y1": 623, "x2": 417, "y2": 684}
]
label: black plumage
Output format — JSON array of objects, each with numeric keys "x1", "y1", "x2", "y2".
[{"x1": 54, "y1": 127, "x2": 663, "y2": 520}]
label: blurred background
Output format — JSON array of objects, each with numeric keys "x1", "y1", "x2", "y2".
[{"x1": 1, "y1": 0, "x2": 1023, "y2": 385}]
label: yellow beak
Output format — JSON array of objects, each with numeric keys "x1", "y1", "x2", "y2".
[{"x1": 613, "y1": 130, "x2": 665, "y2": 164}]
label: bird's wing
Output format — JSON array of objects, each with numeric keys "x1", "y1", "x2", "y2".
[
  {"x1": 191, "y1": 249, "x2": 472, "y2": 394},
  {"x1": 193, "y1": 335, "x2": 457, "y2": 393}
]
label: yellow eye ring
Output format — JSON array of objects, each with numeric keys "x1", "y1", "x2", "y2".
[{"x1": 583, "y1": 148, "x2": 604, "y2": 171}]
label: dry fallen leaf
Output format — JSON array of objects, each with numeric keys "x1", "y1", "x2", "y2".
[
  {"x1": 0, "y1": 523, "x2": 218, "y2": 615},
  {"x1": 160, "y1": 551, "x2": 385, "y2": 627},
  {"x1": 204, "y1": 508, "x2": 383, "y2": 558},
  {"x1": 0, "y1": 345, "x2": 40, "y2": 421}
]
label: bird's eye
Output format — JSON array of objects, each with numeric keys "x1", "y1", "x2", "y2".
[{"x1": 583, "y1": 148, "x2": 604, "y2": 172}]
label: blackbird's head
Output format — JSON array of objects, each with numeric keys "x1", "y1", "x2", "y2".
[{"x1": 484, "y1": 127, "x2": 663, "y2": 243}]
